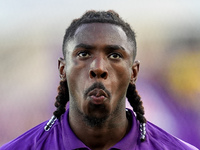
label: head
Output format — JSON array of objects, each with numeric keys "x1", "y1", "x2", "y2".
[{"x1": 54, "y1": 10, "x2": 146, "y2": 136}]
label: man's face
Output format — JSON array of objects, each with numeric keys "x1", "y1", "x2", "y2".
[{"x1": 61, "y1": 23, "x2": 138, "y2": 126}]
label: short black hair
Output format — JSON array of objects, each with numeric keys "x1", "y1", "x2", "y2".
[{"x1": 62, "y1": 10, "x2": 137, "y2": 60}]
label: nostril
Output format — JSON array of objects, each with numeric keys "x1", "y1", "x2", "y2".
[
  {"x1": 90, "y1": 71, "x2": 96, "y2": 77},
  {"x1": 101, "y1": 72, "x2": 107, "y2": 79},
  {"x1": 90, "y1": 70, "x2": 108, "y2": 79}
]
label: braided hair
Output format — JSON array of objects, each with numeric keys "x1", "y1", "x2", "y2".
[
  {"x1": 53, "y1": 80, "x2": 68, "y2": 118},
  {"x1": 53, "y1": 10, "x2": 147, "y2": 141}
]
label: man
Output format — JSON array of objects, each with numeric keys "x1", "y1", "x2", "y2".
[{"x1": 0, "y1": 10, "x2": 198, "y2": 150}]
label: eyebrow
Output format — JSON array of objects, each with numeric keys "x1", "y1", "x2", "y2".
[
  {"x1": 74, "y1": 43, "x2": 125, "y2": 51},
  {"x1": 74, "y1": 43, "x2": 95, "y2": 50},
  {"x1": 105, "y1": 45, "x2": 125, "y2": 51}
]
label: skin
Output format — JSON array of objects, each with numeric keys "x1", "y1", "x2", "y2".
[{"x1": 59, "y1": 23, "x2": 140, "y2": 150}]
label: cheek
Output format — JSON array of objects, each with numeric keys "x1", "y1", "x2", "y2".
[
  {"x1": 113, "y1": 63, "x2": 131, "y2": 83},
  {"x1": 66, "y1": 60, "x2": 89, "y2": 97},
  {"x1": 109, "y1": 63, "x2": 132, "y2": 94},
  {"x1": 107, "y1": 65, "x2": 131, "y2": 110}
]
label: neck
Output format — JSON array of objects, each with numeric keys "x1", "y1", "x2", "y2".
[{"x1": 69, "y1": 108, "x2": 130, "y2": 150}]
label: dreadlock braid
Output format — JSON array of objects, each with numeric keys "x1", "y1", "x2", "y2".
[
  {"x1": 53, "y1": 80, "x2": 69, "y2": 118},
  {"x1": 126, "y1": 83, "x2": 147, "y2": 124},
  {"x1": 126, "y1": 83, "x2": 147, "y2": 141}
]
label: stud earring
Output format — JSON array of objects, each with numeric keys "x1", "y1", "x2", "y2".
[
  {"x1": 130, "y1": 79, "x2": 135, "y2": 84},
  {"x1": 59, "y1": 75, "x2": 65, "y2": 81}
]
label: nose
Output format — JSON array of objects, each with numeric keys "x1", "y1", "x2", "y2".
[{"x1": 89, "y1": 57, "x2": 108, "y2": 79}]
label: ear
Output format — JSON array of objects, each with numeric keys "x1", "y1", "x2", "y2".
[
  {"x1": 131, "y1": 60, "x2": 140, "y2": 84},
  {"x1": 58, "y1": 57, "x2": 66, "y2": 81}
]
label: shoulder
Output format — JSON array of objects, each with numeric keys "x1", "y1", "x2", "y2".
[
  {"x1": 0, "y1": 121, "x2": 48, "y2": 150},
  {"x1": 143, "y1": 121, "x2": 199, "y2": 150},
  {"x1": 0, "y1": 118, "x2": 63, "y2": 150}
]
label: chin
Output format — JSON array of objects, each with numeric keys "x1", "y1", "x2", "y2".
[
  {"x1": 83, "y1": 103, "x2": 110, "y2": 127},
  {"x1": 83, "y1": 114, "x2": 109, "y2": 128}
]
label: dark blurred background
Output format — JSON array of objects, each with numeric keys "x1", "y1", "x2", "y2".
[{"x1": 0, "y1": 0, "x2": 199, "y2": 148}]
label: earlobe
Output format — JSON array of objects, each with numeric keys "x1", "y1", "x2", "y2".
[
  {"x1": 131, "y1": 60, "x2": 140, "y2": 83},
  {"x1": 58, "y1": 57, "x2": 66, "y2": 81}
]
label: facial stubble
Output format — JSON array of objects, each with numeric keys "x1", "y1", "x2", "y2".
[{"x1": 71, "y1": 82, "x2": 125, "y2": 128}]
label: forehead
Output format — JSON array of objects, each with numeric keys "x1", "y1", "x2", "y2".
[{"x1": 72, "y1": 23, "x2": 130, "y2": 47}]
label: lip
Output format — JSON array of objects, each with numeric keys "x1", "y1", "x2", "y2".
[{"x1": 88, "y1": 88, "x2": 108, "y2": 104}]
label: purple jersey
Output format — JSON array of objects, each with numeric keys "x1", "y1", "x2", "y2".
[{"x1": 0, "y1": 108, "x2": 198, "y2": 150}]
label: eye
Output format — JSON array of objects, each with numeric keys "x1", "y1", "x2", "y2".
[
  {"x1": 77, "y1": 51, "x2": 90, "y2": 58},
  {"x1": 109, "y1": 53, "x2": 122, "y2": 60}
]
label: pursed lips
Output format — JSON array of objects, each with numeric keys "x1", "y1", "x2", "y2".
[
  {"x1": 88, "y1": 88, "x2": 109, "y2": 104},
  {"x1": 84, "y1": 82, "x2": 111, "y2": 103},
  {"x1": 88, "y1": 88, "x2": 108, "y2": 98}
]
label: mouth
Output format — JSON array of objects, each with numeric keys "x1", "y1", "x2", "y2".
[
  {"x1": 85, "y1": 82, "x2": 110, "y2": 105},
  {"x1": 88, "y1": 88, "x2": 108, "y2": 104}
]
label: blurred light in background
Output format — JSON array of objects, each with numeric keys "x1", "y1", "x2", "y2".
[{"x1": 0, "y1": 0, "x2": 200, "y2": 148}]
